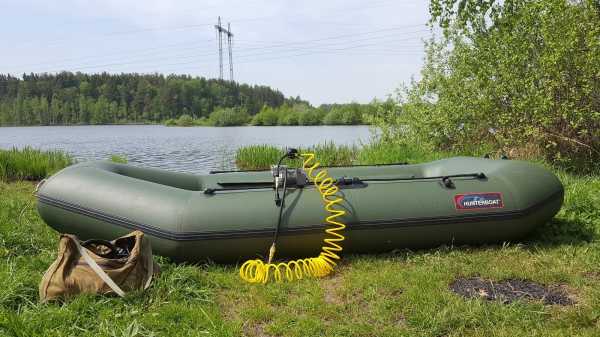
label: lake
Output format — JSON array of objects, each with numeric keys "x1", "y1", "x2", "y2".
[{"x1": 0, "y1": 125, "x2": 373, "y2": 173}]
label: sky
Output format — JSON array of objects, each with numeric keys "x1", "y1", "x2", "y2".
[{"x1": 1, "y1": 0, "x2": 432, "y2": 105}]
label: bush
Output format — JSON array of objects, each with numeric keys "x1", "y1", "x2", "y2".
[
  {"x1": 322, "y1": 109, "x2": 345, "y2": 125},
  {"x1": 322, "y1": 104, "x2": 364, "y2": 125},
  {"x1": 163, "y1": 114, "x2": 208, "y2": 127},
  {"x1": 164, "y1": 118, "x2": 177, "y2": 126},
  {"x1": 389, "y1": 0, "x2": 600, "y2": 172},
  {"x1": 298, "y1": 108, "x2": 326, "y2": 125},
  {"x1": 176, "y1": 114, "x2": 194, "y2": 127},
  {"x1": 209, "y1": 107, "x2": 250, "y2": 126},
  {"x1": 0, "y1": 147, "x2": 73, "y2": 181},
  {"x1": 278, "y1": 110, "x2": 300, "y2": 126},
  {"x1": 251, "y1": 104, "x2": 319, "y2": 126},
  {"x1": 251, "y1": 106, "x2": 279, "y2": 126}
]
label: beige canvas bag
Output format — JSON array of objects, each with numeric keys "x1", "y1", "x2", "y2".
[{"x1": 39, "y1": 230, "x2": 159, "y2": 301}]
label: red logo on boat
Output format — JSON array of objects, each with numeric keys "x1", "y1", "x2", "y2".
[{"x1": 454, "y1": 192, "x2": 504, "y2": 210}]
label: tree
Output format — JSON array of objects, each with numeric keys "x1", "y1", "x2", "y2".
[
  {"x1": 0, "y1": 72, "x2": 290, "y2": 126},
  {"x1": 50, "y1": 94, "x2": 61, "y2": 125}
]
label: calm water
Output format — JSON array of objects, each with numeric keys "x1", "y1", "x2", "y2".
[{"x1": 0, "y1": 125, "x2": 372, "y2": 173}]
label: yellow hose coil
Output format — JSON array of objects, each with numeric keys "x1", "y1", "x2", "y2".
[{"x1": 239, "y1": 153, "x2": 346, "y2": 283}]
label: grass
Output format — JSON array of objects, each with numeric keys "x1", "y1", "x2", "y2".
[
  {"x1": 235, "y1": 142, "x2": 359, "y2": 170},
  {"x1": 0, "y1": 147, "x2": 73, "y2": 182},
  {"x1": 235, "y1": 141, "x2": 466, "y2": 171},
  {"x1": 1, "y1": 143, "x2": 599, "y2": 336},
  {"x1": 0, "y1": 147, "x2": 129, "y2": 182},
  {"x1": 110, "y1": 154, "x2": 128, "y2": 164}
]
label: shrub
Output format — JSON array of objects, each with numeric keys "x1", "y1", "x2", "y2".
[
  {"x1": 251, "y1": 106, "x2": 279, "y2": 126},
  {"x1": 388, "y1": 0, "x2": 600, "y2": 172},
  {"x1": 209, "y1": 107, "x2": 250, "y2": 126},
  {"x1": 322, "y1": 104, "x2": 364, "y2": 125},
  {"x1": 322, "y1": 109, "x2": 345, "y2": 125},
  {"x1": 164, "y1": 119, "x2": 177, "y2": 126},
  {"x1": 176, "y1": 114, "x2": 194, "y2": 127},
  {"x1": 278, "y1": 110, "x2": 300, "y2": 126},
  {"x1": 164, "y1": 115, "x2": 206, "y2": 127},
  {"x1": 298, "y1": 108, "x2": 326, "y2": 125}
]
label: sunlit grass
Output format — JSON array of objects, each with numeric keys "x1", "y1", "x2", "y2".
[
  {"x1": 1, "y1": 144, "x2": 599, "y2": 336},
  {"x1": 235, "y1": 142, "x2": 358, "y2": 170},
  {"x1": 109, "y1": 154, "x2": 128, "y2": 164},
  {"x1": 1, "y1": 168, "x2": 599, "y2": 336},
  {"x1": 0, "y1": 147, "x2": 72, "y2": 182}
]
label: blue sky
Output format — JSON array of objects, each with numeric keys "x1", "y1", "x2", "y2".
[{"x1": 1, "y1": 0, "x2": 432, "y2": 105}]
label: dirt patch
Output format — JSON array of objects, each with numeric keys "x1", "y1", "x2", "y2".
[
  {"x1": 321, "y1": 274, "x2": 344, "y2": 305},
  {"x1": 217, "y1": 293, "x2": 276, "y2": 337},
  {"x1": 449, "y1": 277, "x2": 575, "y2": 305},
  {"x1": 583, "y1": 271, "x2": 600, "y2": 281},
  {"x1": 243, "y1": 322, "x2": 276, "y2": 337},
  {"x1": 394, "y1": 314, "x2": 406, "y2": 328},
  {"x1": 217, "y1": 293, "x2": 240, "y2": 320}
]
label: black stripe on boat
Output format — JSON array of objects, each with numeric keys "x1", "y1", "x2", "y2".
[{"x1": 36, "y1": 190, "x2": 563, "y2": 242}]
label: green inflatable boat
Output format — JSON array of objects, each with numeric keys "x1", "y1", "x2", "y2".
[{"x1": 36, "y1": 156, "x2": 563, "y2": 263}]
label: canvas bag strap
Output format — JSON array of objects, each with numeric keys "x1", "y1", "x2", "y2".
[
  {"x1": 73, "y1": 238, "x2": 126, "y2": 297},
  {"x1": 142, "y1": 236, "x2": 153, "y2": 290}
]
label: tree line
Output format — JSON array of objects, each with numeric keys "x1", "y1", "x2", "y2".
[
  {"x1": 164, "y1": 102, "x2": 378, "y2": 127},
  {"x1": 0, "y1": 72, "x2": 291, "y2": 126}
]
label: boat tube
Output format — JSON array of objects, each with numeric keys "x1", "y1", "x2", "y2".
[{"x1": 36, "y1": 157, "x2": 563, "y2": 263}]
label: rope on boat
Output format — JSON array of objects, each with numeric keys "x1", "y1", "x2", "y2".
[{"x1": 239, "y1": 153, "x2": 347, "y2": 283}]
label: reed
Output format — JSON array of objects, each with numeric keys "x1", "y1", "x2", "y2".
[
  {"x1": 357, "y1": 141, "x2": 448, "y2": 165},
  {"x1": 109, "y1": 154, "x2": 128, "y2": 164},
  {"x1": 235, "y1": 142, "x2": 358, "y2": 170},
  {"x1": 235, "y1": 144, "x2": 282, "y2": 170},
  {"x1": 0, "y1": 147, "x2": 73, "y2": 181}
]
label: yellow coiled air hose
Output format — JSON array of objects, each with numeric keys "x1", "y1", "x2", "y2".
[{"x1": 239, "y1": 153, "x2": 346, "y2": 283}]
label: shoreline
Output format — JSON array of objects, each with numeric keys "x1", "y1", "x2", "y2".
[{"x1": 0, "y1": 123, "x2": 372, "y2": 128}]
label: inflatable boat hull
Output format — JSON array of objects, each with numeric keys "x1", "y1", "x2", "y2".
[{"x1": 36, "y1": 157, "x2": 563, "y2": 262}]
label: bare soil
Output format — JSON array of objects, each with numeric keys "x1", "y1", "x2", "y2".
[{"x1": 449, "y1": 277, "x2": 575, "y2": 305}]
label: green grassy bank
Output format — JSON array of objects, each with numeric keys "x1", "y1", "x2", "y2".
[
  {"x1": 1, "y1": 144, "x2": 599, "y2": 336},
  {"x1": 0, "y1": 147, "x2": 73, "y2": 182}
]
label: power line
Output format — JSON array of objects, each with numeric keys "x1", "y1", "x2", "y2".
[
  {"x1": 12, "y1": 23, "x2": 215, "y2": 50},
  {"x1": 83, "y1": 26, "x2": 418, "y2": 70},
  {"x1": 152, "y1": 35, "x2": 428, "y2": 73},
  {"x1": 0, "y1": 44, "x2": 424, "y2": 83},
  {"x1": 28, "y1": 31, "x2": 427, "y2": 73},
  {"x1": 2, "y1": 23, "x2": 430, "y2": 77},
  {"x1": 9, "y1": 0, "x2": 417, "y2": 52},
  {"x1": 233, "y1": 24, "x2": 426, "y2": 52},
  {"x1": 3, "y1": 31, "x2": 423, "y2": 76},
  {"x1": 9, "y1": 38, "x2": 216, "y2": 72}
]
